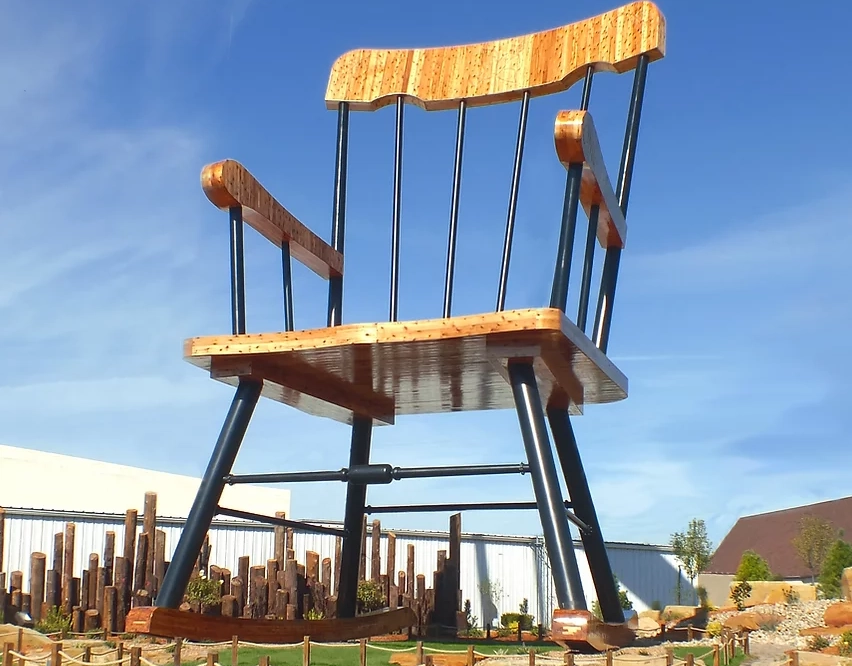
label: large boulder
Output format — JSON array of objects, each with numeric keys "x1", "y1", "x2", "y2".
[
  {"x1": 723, "y1": 612, "x2": 783, "y2": 632},
  {"x1": 728, "y1": 581, "x2": 816, "y2": 606},
  {"x1": 841, "y1": 567, "x2": 852, "y2": 601},
  {"x1": 824, "y1": 602, "x2": 852, "y2": 628}
]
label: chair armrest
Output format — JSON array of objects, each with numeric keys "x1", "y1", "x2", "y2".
[
  {"x1": 553, "y1": 111, "x2": 627, "y2": 249},
  {"x1": 201, "y1": 160, "x2": 343, "y2": 279}
]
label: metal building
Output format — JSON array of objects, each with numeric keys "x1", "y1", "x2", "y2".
[{"x1": 1, "y1": 506, "x2": 684, "y2": 628}]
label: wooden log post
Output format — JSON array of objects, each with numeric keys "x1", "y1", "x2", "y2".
[
  {"x1": 415, "y1": 641, "x2": 423, "y2": 666},
  {"x1": 222, "y1": 569, "x2": 232, "y2": 597},
  {"x1": 174, "y1": 638, "x2": 183, "y2": 666},
  {"x1": 46, "y1": 568, "x2": 60, "y2": 609},
  {"x1": 386, "y1": 533, "x2": 396, "y2": 608},
  {"x1": 154, "y1": 531, "x2": 166, "y2": 595},
  {"x1": 359, "y1": 639, "x2": 367, "y2": 666},
  {"x1": 267, "y1": 561, "x2": 280, "y2": 616},
  {"x1": 4, "y1": 643, "x2": 15, "y2": 666},
  {"x1": 53, "y1": 532, "x2": 64, "y2": 580},
  {"x1": 713, "y1": 645, "x2": 720, "y2": 666},
  {"x1": 238, "y1": 557, "x2": 250, "y2": 605},
  {"x1": 104, "y1": 586, "x2": 117, "y2": 635},
  {"x1": 29, "y1": 553, "x2": 46, "y2": 622},
  {"x1": 142, "y1": 492, "x2": 157, "y2": 593},
  {"x1": 685, "y1": 654, "x2": 694, "y2": 666},
  {"x1": 51, "y1": 643, "x2": 62, "y2": 666},
  {"x1": 259, "y1": 657, "x2": 269, "y2": 666},
  {"x1": 467, "y1": 645, "x2": 475, "y2": 666},
  {"x1": 321, "y1": 558, "x2": 332, "y2": 592},
  {"x1": 665, "y1": 648, "x2": 673, "y2": 666},
  {"x1": 103, "y1": 532, "x2": 116, "y2": 586},
  {"x1": 205, "y1": 653, "x2": 217, "y2": 666},
  {"x1": 333, "y1": 537, "x2": 342, "y2": 598},
  {"x1": 84, "y1": 609, "x2": 100, "y2": 632},
  {"x1": 250, "y1": 565, "x2": 267, "y2": 618},
  {"x1": 231, "y1": 635, "x2": 239, "y2": 666},
  {"x1": 231, "y1": 579, "x2": 244, "y2": 616},
  {"x1": 370, "y1": 520, "x2": 381, "y2": 583},
  {"x1": 123, "y1": 510, "x2": 137, "y2": 590},
  {"x1": 607, "y1": 651, "x2": 614, "y2": 666},
  {"x1": 285, "y1": 560, "x2": 298, "y2": 616},
  {"x1": 62, "y1": 523, "x2": 75, "y2": 615},
  {"x1": 96, "y1": 567, "x2": 107, "y2": 616},
  {"x1": 303, "y1": 636, "x2": 310, "y2": 666},
  {"x1": 407, "y1": 546, "x2": 415, "y2": 599},
  {"x1": 359, "y1": 515, "x2": 368, "y2": 582},
  {"x1": 221, "y1": 595, "x2": 238, "y2": 617},
  {"x1": 133, "y1": 533, "x2": 148, "y2": 604},
  {"x1": 114, "y1": 556, "x2": 129, "y2": 631},
  {"x1": 130, "y1": 647, "x2": 141, "y2": 666},
  {"x1": 274, "y1": 512, "x2": 287, "y2": 571}
]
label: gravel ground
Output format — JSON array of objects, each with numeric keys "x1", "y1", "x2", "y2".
[{"x1": 711, "y1": 600, "x2": 836, "y2": 649}]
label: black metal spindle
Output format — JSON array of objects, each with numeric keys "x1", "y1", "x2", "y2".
[
  {"x1": 593, "y1": 54, "x2": 649, "y2": 353},
  {"x1": 580, "y1": 65, "x2": 594, "y2": 111},
  {"x1": 496, "y1": 90, "x2": 530, "y2": 312},
  {"x1": 548, "y1": 164, "x2": 583, "y2": 312},
  {"x1": 442, "y1": 100, "x2": 467, "y2": 318},
  {"x1": 281, "y1": 241, "x2": 294, "y2": 332},
  {"x1": 389, "y1": 95, "x2": 405, "y2": 322},
  {"x1": 576, "y1": 205, "x2": 599, "y2": 332},
  {"x1": 327, "y1": 102, "x2": 350, "y2": 327},
  {"x1": 229, "y1": 206, "x2": 247, "y2": 335}
]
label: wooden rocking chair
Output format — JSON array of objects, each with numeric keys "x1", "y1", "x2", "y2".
[{"x1": 127, "y1": 1, "x2": 666, "y2": 649}]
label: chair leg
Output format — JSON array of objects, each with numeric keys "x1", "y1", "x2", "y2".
[
  {"x1": 547, "y1": 407, "x2": 624, "y2": 623},
  {"x1": 156, "y1": 378, "x2": 262, "y2": 608},
  {"x1": 508, "y1": 361, "x2": 586, "y2": 610},
  {"x1": 336, "y1": 415, "x2": 373, "y2": 618}
]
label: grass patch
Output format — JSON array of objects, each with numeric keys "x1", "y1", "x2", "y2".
[
  {"x1": 673, "y1": 646, "x2": 746, "y2": 666},
  {"x1": 224, "y1": 641, "x2": 563, "y2": 666}
]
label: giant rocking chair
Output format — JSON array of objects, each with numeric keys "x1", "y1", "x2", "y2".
[{"x1": 126, "y1": 1, "x2": 666, "y2": 650}]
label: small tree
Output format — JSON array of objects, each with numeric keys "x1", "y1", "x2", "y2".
[
  {"x1": 793, "y1": 515, "x2": 837, "y2": 583},
  {"x1": 818, "y1": 539, "x2": 852, "y2": 599},
  {"x1": 671, "y1": 519, "x2": 712, "y2": 603},
  {"x1": 735, "y1": 550, "x2": 773, "y2": 581}
]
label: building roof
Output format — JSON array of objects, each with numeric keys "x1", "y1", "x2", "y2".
[
  {"x1": 707, "y1": 496, "x2": 852, "y2": 578},
  {"x1": 0, "y1": 444, "x2": 290, "y2": 519}
]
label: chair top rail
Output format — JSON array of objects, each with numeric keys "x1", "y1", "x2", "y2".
[{"x1": 325, "y1": 1, "x2": 665, "y2": 111}]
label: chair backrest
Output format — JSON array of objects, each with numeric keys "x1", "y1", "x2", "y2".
[{"x1": 320, "y1": 1, "x2": 665, "y2": 355}]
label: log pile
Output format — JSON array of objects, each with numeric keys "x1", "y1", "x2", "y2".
[{"x1": 0, "y1": 495, "x2": 463, "y2": 636}]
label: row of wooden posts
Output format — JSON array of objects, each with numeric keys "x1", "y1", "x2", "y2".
[
  {"x1": 0, "y1": 493, "x2": 464, "y2": 634},
  {"x1": 0, "y1": 632, "x2": 750, "y2": 666}
]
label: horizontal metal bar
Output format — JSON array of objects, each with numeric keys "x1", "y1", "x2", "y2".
[
  {"x1": 393, "y1": 463, "x2": 529, "y2": 479},
  {"x1": 365, "y1": 500, "x2": 572, "y2": 514},
  {"x1": 225, "y1": 470, "x2": 347, "y2": 484},
  {"x1": 565, "y1": 510, "x2": 592, "y2": 534},
  {"x1": 215, "y1": 506, "x2": 347, "y2": 537},
  {"x1": 225, "y1": 462, "x2": 530, "y2": 486}
]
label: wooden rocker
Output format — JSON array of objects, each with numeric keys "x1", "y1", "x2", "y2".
[{"x1": 128, "y1": 0, "x2": 666, "y2": 649}]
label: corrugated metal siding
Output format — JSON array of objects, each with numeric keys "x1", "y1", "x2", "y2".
[{"x1": 2, "y1": 510, "x2": 684, "y2": 627}]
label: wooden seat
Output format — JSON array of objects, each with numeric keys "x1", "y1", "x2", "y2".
[{"x1": 186, "y1": 307, "x2": 627, "y2": 426}]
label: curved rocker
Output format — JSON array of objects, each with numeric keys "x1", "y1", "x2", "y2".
[{"x1": 126, "y1": 606, "x2": 417, "y2": 643}]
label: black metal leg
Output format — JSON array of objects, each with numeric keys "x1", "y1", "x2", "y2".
[
  {"x1": 156, "y1": 378, "x2": 262, "y2": 608},
  {"x1": 336, "y1": 415, "x2": 373, "y2": 618},
  {"x1": 508, "y1": 362, "x2": 585, "y2": 610},
  {"x1": 547, "y1": 407, "x2": 624, "y2": 623}
]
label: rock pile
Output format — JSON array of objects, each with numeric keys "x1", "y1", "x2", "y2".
[{"x1": 712, "y1": 600, "x2": 835, "y2": 649}]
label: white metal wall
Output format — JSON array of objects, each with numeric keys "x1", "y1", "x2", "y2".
[{"x1": 1, "y1": 509, "x2": 686, "y2": 628}]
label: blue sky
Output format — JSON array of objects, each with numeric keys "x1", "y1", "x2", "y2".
[{"x1": 2, "y1": 0, "x2": 851, "y2": 550}]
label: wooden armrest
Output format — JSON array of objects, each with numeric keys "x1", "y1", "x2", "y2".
[
  {"x1": 553, "y1": 111, "x2": 627, "y2": 249},
  {"x1": 201, "y1": 160, "x2": 343, "y2": 279}
]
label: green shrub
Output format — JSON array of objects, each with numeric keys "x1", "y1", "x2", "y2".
[
  {"x1": 35, "y1": 606, "x2": 71, "y2": 635},
  {"x1": 357, "y1": 580, "x2": 386, "y2": 612},
  {"x1": 807, "y1": 635, "x2": 831, "y2": 651},
  {"x1": 735, "y1": 550, "x2": 773, "y2": 581},
  {"x1": 783, "y1": 587, "x2": 800, "y2": 604},
  {"x1": 731, "y1": 580, "x2": 752, "y2": 611},
  {"x1": 185, "y1": 576, "x2": 222, "y2": 606},
  {"x1": 706, "y1": 620, "x2": 723, "y2": 637},
  {"x1": 839, "y1": 631, "x2": 852, "y2": 657},
  {"x1": 696, "y1": 585, "x2": 710, "y2": 609},
  {"x1": 818, "y1": 540, "x2": 852, "y2": 599}
]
